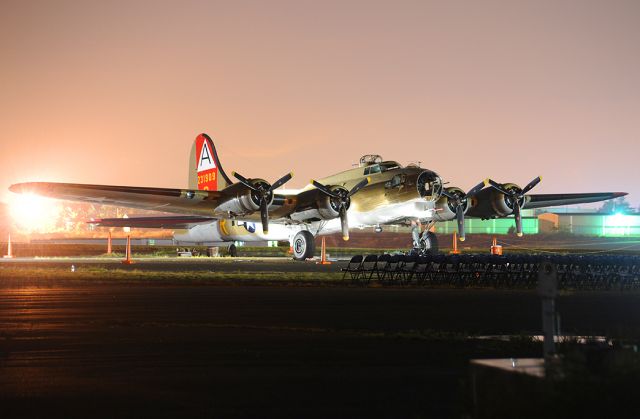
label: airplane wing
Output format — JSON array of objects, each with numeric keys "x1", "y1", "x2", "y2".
[
  {"x1": 9, "y1": 182, "x2": 225, "y2": 216},
  {"x1": 525, "y1": 192, "x2": 627, "y2": 209},
  {"x1": 89, "y1": 216, "x2": 216, "y2": 229}
]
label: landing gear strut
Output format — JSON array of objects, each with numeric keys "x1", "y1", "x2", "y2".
[{"x1": 292, "y1": 231, "x2": 315, "y2": 261}]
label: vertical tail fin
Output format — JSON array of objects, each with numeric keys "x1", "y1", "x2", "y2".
[{"x1": 188, "y1": 133, "x2": 233, "y2": 191}]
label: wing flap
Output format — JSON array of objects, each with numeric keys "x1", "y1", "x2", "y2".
[
  {"x1": 89, "y1": 216, "x2": 216, "y2": 229},
  {"x1": 525, "y1": 192, "x2": 627, "y2": 209}
]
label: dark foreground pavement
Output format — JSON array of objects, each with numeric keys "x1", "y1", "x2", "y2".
[{"x1": 1, "y1": 277, "x2": 639, "y2": 418}]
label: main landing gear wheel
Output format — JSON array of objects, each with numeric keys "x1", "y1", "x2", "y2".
[
  {"x1": 292, "y1": 231, "x2": 315, "y2": 261},
  {"x1": 422, "y1": 231, "x2": 439, "y2": 254}
]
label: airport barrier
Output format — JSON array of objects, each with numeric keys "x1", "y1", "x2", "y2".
[{"x1": 342, "y1": 253, "x2": 640, "y2": 290}]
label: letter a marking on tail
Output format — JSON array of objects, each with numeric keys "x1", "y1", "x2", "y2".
[
  {"x1": 195, "y1": 135, "x2": 219, "y2": 191},
  {"x1": 198, "y1": 141, "x2": 216, "y2": 171}
]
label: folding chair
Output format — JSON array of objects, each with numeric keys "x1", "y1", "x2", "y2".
[
  {"x1": 341, "y1": 255, "x2": 364, "y2": 280},
  {"x1": 359, "y1": 254, "x2": 379, "y2": 285},
  {"x1": 375, "y1": 254, "x2": 391, "y2": 281},
  {"x1": 431, "y1": 254, "x2": 447, "y2": 284},
  {"x1": 380, "y1": 254, "x2": 401, "y2": 283},
  {"x1": 399, "y1": 254, "x2": 418, "y2": 285}
]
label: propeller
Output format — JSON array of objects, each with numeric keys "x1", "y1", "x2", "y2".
[
  {"x1": 440, "y1": 181, "x2": 487, "y2": 241},
  {"x1": 485, "y1": 176, "x2": 542, "y2": 237},
  {"x1": 311, "y1": 177, "x2": 370, "y2": 241},
  {"x1": 232, "y1": 171, "x2": 294, "y2": 234}
]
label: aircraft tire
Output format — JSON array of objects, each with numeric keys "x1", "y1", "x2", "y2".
[
  {"x1": 292, "y1": 231, "x2": 315, "y2": 261},
  {"x1": 423, "y1": 232, "x2": 439, "y2": 254}
]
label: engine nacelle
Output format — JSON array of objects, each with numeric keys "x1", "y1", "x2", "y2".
[
  {"x1": 466, "y1": 183, "x2": 523, "y2": 219},
  {"x1": 316, "y1": 186, "x2": 348, "y2": 220},
  {"x1": 215, "y1": 179, "x2": 274, "y2": 216},
  {"x1": 288, "y1": 186, "x2": 349, "y2": 223},
  {"x1": 432, "y1": 187, "x2": 469, "y2": 221}
]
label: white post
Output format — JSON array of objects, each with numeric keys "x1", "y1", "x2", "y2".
[
  {"x1": 4, "y1": 234, "x2": 14, "y2": 258},
  {"x1": 537, "y1": 262, "x2": 558, "y2": 361}
]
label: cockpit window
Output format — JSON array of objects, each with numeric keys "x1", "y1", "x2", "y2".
[{"x1": 366, "y1": 165, "x2": 382, "y2": 175}]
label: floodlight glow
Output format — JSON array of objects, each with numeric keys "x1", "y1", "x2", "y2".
[
  {"x1": 9, "y1": 193, "x2": 62, "y2": 233},
  {"x1": 604, "y1": 212, "x2": 632, "y2": 236},
  {"x1": 608, "y1": 212, "x2": 628, "y2": 228}
]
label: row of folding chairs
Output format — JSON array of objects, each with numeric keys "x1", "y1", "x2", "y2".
[
  {"x1": 341, "y1": 253, "x2": 640, "y2": 289},
  {"x1": 341, "y1": 254, "x2": 422, "y2": 285},
  {"x1": 541, "y1": 254, "x2": 640, "y2": 290}
]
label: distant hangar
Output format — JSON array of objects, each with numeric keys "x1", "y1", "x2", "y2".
[{"x1": 436, "y1": 210, "x2": 640, "y2": 237}]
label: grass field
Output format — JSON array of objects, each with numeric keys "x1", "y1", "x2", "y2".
[{"x1": 0, "y1": 265, "x2": 344, "y2": 285}]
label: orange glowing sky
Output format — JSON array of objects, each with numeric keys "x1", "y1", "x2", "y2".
[{"x1": 1, "y1": 0, "x2": 639, "y2": 206}]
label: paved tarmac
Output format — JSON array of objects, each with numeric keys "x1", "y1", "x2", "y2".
[
  {"x1": 1, "y1": 261, "x2": 640, "y2": 418},
  {"x1": 0, "y1": 256, "x2": 345, "y2": 272}
]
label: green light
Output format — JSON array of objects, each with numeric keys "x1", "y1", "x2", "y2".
[
  {"x1": 608, "y1": 213, "x2": 628, "y2": 226},
  {"x1": 604, "y1": 213, "x2": 631, "y2": 236}
]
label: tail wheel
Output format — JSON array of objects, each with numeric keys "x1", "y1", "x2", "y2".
[
  {"x1": 292, "y1": 231, "x2": 315, "y2": 261},
  {"x1": 227, "y1": 243, "x2": 238, "y2": 257},
  {"x1": 423, "y1": 232, "x2": 439, "y2": 254}
]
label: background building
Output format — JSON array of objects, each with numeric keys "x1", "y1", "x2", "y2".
[
  {"x1": 435, "y1": 210, "x2": 640, "y2": 237},
  {"x1": 539, "y1": 212, "x2": 640, "y2": 237}
]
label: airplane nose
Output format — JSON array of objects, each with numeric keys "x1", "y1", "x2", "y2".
[{"x1": 417, "y1": 170, "x2": 443, "y2": 201}]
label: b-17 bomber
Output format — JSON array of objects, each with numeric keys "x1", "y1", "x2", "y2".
[{"x1": 10, "y1": 133, "x2": 627, "y2": 260}]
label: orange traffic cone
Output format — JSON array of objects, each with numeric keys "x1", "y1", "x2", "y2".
[
  {"x1": 107, "y1": 231, "x2": 112, "y2": 255},
  {"x1": 316, "y1": 237, "x2": 331, "y2": 265},
  {"x1": 490, "y1": 236, "x2": 503, "y2": 255},
  {"x1": 122, "y1": 235, "x2": 135, "y2": 264},
  {"x1": 450, "y1": 232, "x2": 460, "y2": 254},
  {"x1": 3, "y1": 234, "x2": 14, "y2": 258}
]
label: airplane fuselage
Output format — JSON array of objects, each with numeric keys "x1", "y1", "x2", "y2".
[{"x1": 175, "y1": 163, "x2": 439, "y2": 244}]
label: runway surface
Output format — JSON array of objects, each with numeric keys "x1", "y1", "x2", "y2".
[
  {"x1": 0, "y1": 256, "x2": 345, "y2": 273},
  {"x1": 1, "y1": 263, "x2": 640, "y2": 418}
]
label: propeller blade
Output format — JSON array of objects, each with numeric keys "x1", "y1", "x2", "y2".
[
  {"x1": 232, "y1": 172, "x2": 257, "y2": 191},
  {"x1": 339, "y1": 206, "x2": 349, "y2": 241},
  {"x1": 521, "y1": 176, "x2": 542, "y2": 195},
  {"x1": 456, "y1": 205, "x2": 466, "y2": 242},
  {"x1": 486, "y1": 178, "x2": 511, "y2": 196},
  {"x1": 466, "y1": 180, "x2": 487, "y2": 197},
  {"x1": 311, "y1": 180, "x2": 339, "y2": 198},
  {"x1": 260, "y1": 197, "x2": 269, "y2": 234},
  {"x1": 347, "y1": 177, "x2": 370, "y2": 197},
  {"x1": 270, "y1": 172, "x2": 294, "y2": 191},
  {"x1": 513, "y1": 201, "x2": 523, "y2": 237}
]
